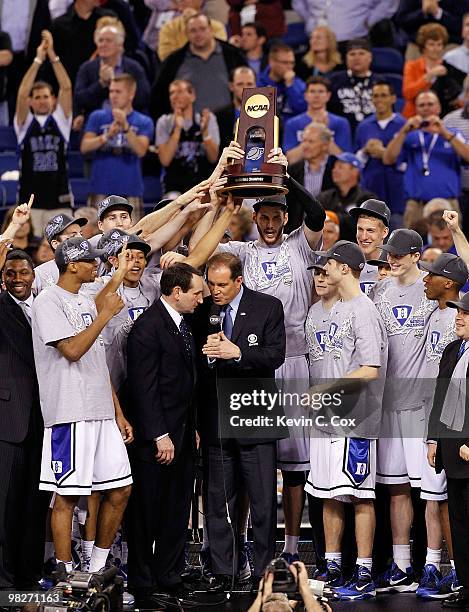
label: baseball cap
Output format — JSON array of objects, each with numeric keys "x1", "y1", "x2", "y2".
[
  {"x1": 446, "y1": 293, "x2": 469, "y2": 312},
  {"x1": 44, "y1": 213, "x2": 87, "y2": 245},
  {"x1": 98, "y1": 229, "x2": 151, "y2": 261},
  {"x1": 367, "y1": 252, "x2": 391, "y2": 268},
  {"x1": 98, "y1": 195, "x2": 133, "y2": 221},
  {"x1": 349, "y1": 199, "x2": 391, "y2": 227},
  {"x1": 253, "y1": 195, "x2": 288, "y2": 212},
  {"x1": 307, "y1": 256, "x2": 328, "y2": 272},
  {"x1": 347, "y1": 38, "x2": 372, "y2": 53},
  {"x1": 335, "y1": 153, "x2": 363, "y2": 171},
  {"x1": 419, "y1": 253, "x2": 469, "y2": 285},
  {"x1": 152, "y1": 198, "x2": 174, "y2": 213},
  {"x1": 55, "y1": 237, "x2": 105, "y2": 267},
  {"x1": 312, "y1": 240, "x2": 366, "y2": 271},
  {"x1": 379, "y1": 229, "x2": 423, "y2": 256}
]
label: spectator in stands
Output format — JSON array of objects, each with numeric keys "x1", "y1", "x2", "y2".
[
  {"x1": 156, "y1": 79, "x2": 219, "y2": 196},
  {"x1": 158, "y1": 0, "x2": 227, "y2": 62},
  {"x1": 152, "y1": 13, "x2": 246, "y2": 119},
  {"x1": 427, "y1": 210, "x2": 456, "y2": 252},
  {"x1": 396, "y1": 0, "x2": 469, "y2": 50},
  {"x1": 258, "y1": 42, "x2": 307, "y2": 123},
  {"x1": 4, "y1": 0, "x2": 50, "y2": 118},
  {"x1": 239, "y1": 22, "x2": 267, "y2": 77},
  {"x1": 0, "y1": 206, "x2": 40, "y2": 258},
  {"x1": 292, "y1": 0, "x2": 399, "y2": 44},
  {"x1": 0, "y1": 32, "x2": 12, "y2": 125},
  {"x1": 322, "y1": 210, "x2": 341, "y2": 249},
  {"x1": 73, "y1": 206, "x2": 100, "y2": 239},
  {"x1": 142, "y1": 0, "x2": 177, "y2": 57},
  {"x1": 227, "y1": 206, "x2": 253, "y2": 241},
  {"x1": 50, "y1": 0, "x2": 115, "y2": 84},
  {"x1": 444, "y1": 76, "x2": 469, "y2": 236},
  {"x1": 383, "y1": 90, "x2": 469, "y2": 229},
  {"x1": 288, "y1": 123, "x2": 335, "y2": 197},
  {"x1": 216, "y1": 66, "x2": 256, "y2": 149},
  {"x1": 402, "y1": 23, "x2": 465, "y2": 118},
  {"x1": 283, "y1": 76, "x2": 352, "y2": 164},
  {"x1": 74, "y1": 19, "x2": 150, "y2": 120},
  {"x1": 34, "y1": 236, "x2": 54, "y2": 265},
  {"x1": 420, "y1": 245, "x2": 443, "y2": 262},
  {"x1": 329, "y1": 38, "x2": 381, "y2": 135},
  {"x1": 295, "y1": 26, "x2": 342, "y2": 82},
  {"x1": 227, "y1": 0, "x2": 285, "y2": 39},
  {"x1": 15, "y1": 30, "x2": 73, "y2": 235},
  {"x1": 81, "y1": 73, "x2": 153, "y2": 219},
  {"x1": 444, "y1": 13, "x2": 469, "y2": 73},
  {"x1": 317, "y1": 153, "x2": 376, "y2": 241},
  {"x1": 355, "y1": 80, "x2": 406, "y2": 226}
]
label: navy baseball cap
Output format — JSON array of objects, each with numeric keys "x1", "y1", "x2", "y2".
[
  {"x1": 419, "y1": 253, "x2": 469, "y2": 285},
  {"x1": 446, "y1": 293, "x2": 469, "y2": 312},
  {"x1": 253, "y1": 195, "x2": 288, "y2": 212},
  {"x1": 98, "y1": 229, "x2": 151, "y2": 261},
  {"x1": 44, "y1": 213, "x2": 87, "y2": 245},
  {"x1": 335, "y1": 153, "x2": 363, "y2": 170},
  {"x1": 367, "y1": 252, "x2": 391, "y2": 268},
  {"x1": 307, "y1": 256, "x2": 328, "y2": 272},
  {"x1": 379, "y1": 229, "x2": 423, "y2": 256},
  {"x1": 98, "y1": 195, "x2": 133, "y2": 221},
  {"x1": 313, "y1": 240, "x2": 366, "y2": 271},
  {"x1": 55, "y1": 237, "x2": 105, "y2": 266},
  {"x1": 349, "y1": 199, "x2": 391, "y2": 227}
]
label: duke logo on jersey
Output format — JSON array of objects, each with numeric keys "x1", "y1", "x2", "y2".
[
  {"x1": 392, "y1": 305, "x2": 412, "y2": 326},
  {"x1": 430, "y1": 331, "x2": 441, "y2": 352},
  {"x1": 82, "y1": 313, "x2": 93, "y2": 327},
  {"x1": 262, "y1": 261, "x2": 277, "y2": 280},
  {"x1": 316, "y1": 331, "x2": 328, "y2": 352},
  {"x1": 329, "y1": 322, "x2": 338, "y2": 338},
  {"x1": 360, "y1": 281, "x2": 375, "y2": 296},
  {"x1": 129, "y1": 307, "x2": 146, "y2": 321}
]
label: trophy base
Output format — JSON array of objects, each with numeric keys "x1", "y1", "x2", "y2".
[{"x1": 220, "y1": 164, "x2": 289, "y2": 199}]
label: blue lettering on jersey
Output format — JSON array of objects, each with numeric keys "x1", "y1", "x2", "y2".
[
  {"x1": 129, "y1": 306, "x2": 147, "y2": 321},
  {"x1": 262, "y1": 261, "x2": 277, "y2": 280},
  {"x1": 315, "y1": 330, "x2": 328, "y2": 352},
  {"x1": 360, "y1": 281, "x2": 375, "y2": 296},
  {"x1": 81, "y1": 313, "x2": 93, "y2": 327},
  {"x1": 329, "y1": 322, "x2": 338, "y2": 338},
  {"x1": 392, "y1": 305, "x2": 412, "y2": 326},
  {"x1": 430, "y1": 331, "x2": 441, "y2": 352}
]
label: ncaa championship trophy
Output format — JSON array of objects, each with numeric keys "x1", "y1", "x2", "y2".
[{"x1": 220, "y1": 86, "x2": 289, "y2": 197}]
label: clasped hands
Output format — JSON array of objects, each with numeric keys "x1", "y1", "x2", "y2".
[{"x1": 202, "y1": 331, "x2": 241, "y2": 360}]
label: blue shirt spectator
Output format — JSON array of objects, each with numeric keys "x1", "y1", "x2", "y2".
[
  {"x1": 257, "y1": 42, "x2": 306, "y2": 123},
  {"x1": 355, "y1": 81, "x2": 406, "y2": 217},
  {"x1": 283, "y1": 76, "x2": 352, "y2": 164}
]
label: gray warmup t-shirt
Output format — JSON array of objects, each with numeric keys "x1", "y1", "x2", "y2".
[
  {"x1": 31, "y1": 284, "x2": 115, "y2": 427},
  {"x1": 82, "y1": 269, "x2": 162, "y2": 390},
  {"x1": 305, "y1": 300, "x2": 332, "y2": 381},
  {"x1": 33, "y1": 259, "x2": 59, "y2": 295},
  {"x1": 359, "y1": 262, "x2": 379, "y2": 297},
  {"x1": 373, "y1": 273, "x2": 437, "y2": 410},
  {"x1": 219, "y1": 227, "x2": 317, "y2": 357},
  {"x1": 321, "y1": 293, "x2": 388, "y2": 437}
]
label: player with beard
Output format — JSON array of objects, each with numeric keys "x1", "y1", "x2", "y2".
[{"x1": 348, "y1": 199, "x2": 390, "y2": 297}]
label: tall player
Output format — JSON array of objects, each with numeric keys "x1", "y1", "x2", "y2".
[
  {"x1": 374, "y1": 229, "x2": 437, "y2": 592},
  {"x1": 306, "y1": 241, "x2": 387, "y2": 600},
  {"x1": 418, "y1": 254, "x2": 469, "y2": 599}
]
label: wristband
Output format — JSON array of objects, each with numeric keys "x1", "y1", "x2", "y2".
[
  {"x1": 33, "y1": 57, "x2": 43, "y2": 65},
  {"x1": 51, "y1": 56, "x2": 60, "y2": 63}
]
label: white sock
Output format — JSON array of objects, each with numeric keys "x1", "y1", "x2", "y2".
[
  {"x1": 450, "y1": 559, "x2": 455, "y2": 569},
  {"x1": 283, "y1": 535, "x2": 299, "y2": 555},
  {"x1": 357, "y1": 557, "x2": 373, "y2": 572},
  {"x1": 81, "y1": 540, "x2": 94, "y2": 568},
  {"x1": 325, "y1": 552, "x2": 342, "y2": 567},
  {"x1": 425, "y1": 547, "x2": 441, "y2": 571},
  {"x1": 202, "y1": 515, "x2": 209, "y2": 550},
  {"x1": 56, "y1": 559, "x2": 73, "y2": 573},
  {"x1": 393, "y1": 544, "x2": 411, "y2": 572},
  {"x1": 88, "y1": 546, "x2": 110, "y2": 573},
  {"x1": 44, "y1": 541, "x2": 55, "y2": 562}
]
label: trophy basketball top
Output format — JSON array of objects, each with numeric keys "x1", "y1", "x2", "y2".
[{"x1": 220, "y1": 86, "x2": 289, "y2": 198}]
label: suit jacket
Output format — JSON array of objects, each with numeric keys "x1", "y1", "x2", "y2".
[
  {"x1": 0, "y1": 292, "x2": 41, "y2": 443},
  {"x1": 74, "y1": 56, "x2": 151, "y2": 116},
  {"x1": 190, "y1": 286, "x2": 286, "y2": 446},
  {"x1": 126, "y1": 298, "x2": 196, "y2": 463},
  {"x1": 428, "y1": 339, "x2": 469, "y2": 479}
]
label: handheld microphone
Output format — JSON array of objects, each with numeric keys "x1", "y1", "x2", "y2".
[{"x1": 209, "y1": 304, "x2": 224, "y2": 331}]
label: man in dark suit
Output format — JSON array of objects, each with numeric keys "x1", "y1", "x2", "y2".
[
  {"x1": 192, "y1": 252, "x2": 286, "y2": 591},
  {"x1": 0, "y1": 249, "x2": 48, "y2": 593},
  {"x1": 428, "y1": 292, "x2": 469, "y2": 609},
  {"x1": 125, "y1": 263, "x2": 204, "y2": 605}
]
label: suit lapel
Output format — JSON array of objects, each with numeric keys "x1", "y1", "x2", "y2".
[
  {"x1": 0, "y1": 293, "x2": 35, "y2": 368},
  {"x1": 156, "y1": 300, "x2": 193, "y2": 371},
  {"x1": 231, "y1": 287, "x2": 252, "y2": 345}
]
